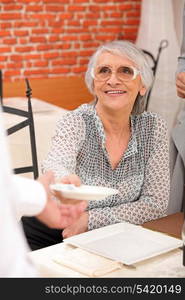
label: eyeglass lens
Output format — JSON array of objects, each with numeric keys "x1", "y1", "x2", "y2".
[{"x1": 95, "y1": 66, "x2": 136, "y2": 81}]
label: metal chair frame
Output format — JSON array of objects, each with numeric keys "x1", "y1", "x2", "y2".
[
  {"x1": 142, "y1": 39, "x2": 169, "y2": 110},
  {"x1": 0, "y1": 77, "x2": 39, "y2": 179}
]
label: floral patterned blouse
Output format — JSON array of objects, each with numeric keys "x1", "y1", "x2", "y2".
[{"x1": 41, "y1": 103, "x2": 170, "y2": 230}]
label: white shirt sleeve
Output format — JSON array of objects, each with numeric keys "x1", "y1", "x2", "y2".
[
  {"x1": 12, "y1": 175, "x2": 47, "y2": 221},
  {"x1": 0, "y1": 108, "x2": 45, "y2": 277}
]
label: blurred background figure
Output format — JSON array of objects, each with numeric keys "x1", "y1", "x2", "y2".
[{"x1": 176, "y1": 3, "x2": 185, "y2": 98}]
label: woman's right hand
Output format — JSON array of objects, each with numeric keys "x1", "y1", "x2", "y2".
[
  {"x1": 61, "y1": 174, "x2": 81, "y2": 186},
  {"x1": 54, "y1": 174, "x2": 83, "y2": 204}
]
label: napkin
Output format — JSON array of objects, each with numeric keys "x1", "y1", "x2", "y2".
[{"x1": 53, "y1": 247, "x2": 122, "y2": 277}]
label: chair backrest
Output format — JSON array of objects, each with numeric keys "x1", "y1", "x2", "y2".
[
  {"x1": 142, "y1": 39, "x2": 169, "y2": 110},
  {"x1": 1, "y1": 77, "x2": 39, "y2": 179}
]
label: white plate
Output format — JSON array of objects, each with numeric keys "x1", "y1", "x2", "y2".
[{"x1": 50, "y1": 183, "x2": 119, "y2": 201}]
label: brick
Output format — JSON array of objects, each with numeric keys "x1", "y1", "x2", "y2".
[
  {"x1": 0, "y1": 47, "x2": 11, "y2": 53},
  {"x1": 52, "y1": 58, "x2": 76, "y2": 66},
  {"x1": 79, "y1": 50, "x2": 94, "y2": 57},
  {"x1": 10, "y1": 55, "x2": 23, "y2": 61},
  {"x1": 0, "y1": 56, "x2": 7, "y2": 62},
  {"x1": 99, "y1": 27, "x2": 122, "y2": 33},
  {"x1": 61, "y1": 35, "x2": 78, "y2": 41},
  {"x1": 19, "y1": 38, "x2": 28, "y2": 44},
  {"x1": 45, "y1": 5, "x2": 65, "y2": 12},
  {"x1": 51, "y1": 28, "x2": 65, "y2": 34},
  {"x1": 48, "y1": 20, "x2": 64, "y2": 27},
  {"x1": 4, "y1": 4, "x2": 23, "y2": 10},
  {"x1": 79, "y1": 34, "x2": 92, "y2": 41},
  {"x1": 30, "y1": 14, "x2": 56, "y2": 20},
  {"x1": 0, "y1": 22, "x2": 12, "y2": 29},
  {"x1": 43, "y1": 0, "x2": 69, "y2": 3},
  {"x1": 0, "y1": 30, "x2": 10, "y2": 37},
  {"x1": 79, "y1": 58, "x2": 89, "y2": 65},
  {"x1": 24, "y1": 54, "x2": 41, "y2": 60},
  {"x1": 85, "y1": 13, "x2": 100, "y2": 19},
  {"x1": 89, "y1": 5, "x2": 100, "y2": 12},
  {"x1": 68, "y1": 5, "x2": 86, "y2": 12},
  {"x1": 0, "y1": 13, "x2": 22, "y2": 20},
  {"x1": 4, "y1": 70, "x2": 21, "y2": 77},
  {"x1": 83, "y1": 20, "x2": 97, "y2": 27},
  {"x1": 26, "y1": 5, "x2": 43, "y2": 12},
  {"x1": 127, "y1": 11, "x2": 141, "y2": 17},
  {"x1": 14, "y1": 30, "x2": 29, "y2": 37},
  {"x1": 49, "y1": 36, "x2": 60, "y2": 42},
  {"x1": 54, "y1": 44, "x2": 71, "y2": 50},
  {"x1": 67, "y1": 28, "x2": 88, "y2": 34},
  {"x1": 43, "y1": 52, "x2": 59, "y2": 59},
  {"x1": 24, "y1": 69, "x2": 49, "y2": 76},
  {"x1": 101, "y1": 5, "x2": 117, "y2": 11},
  {"x1": 33, "y1": 61, "x2": 48, "y2": 67},
  {"x1": 3, "y1": 38, "x2": 17, "y2": 45},
  {"x1": 32, "y1": 29, "x2": 49, "y2": 34},
  {"x1": 74, "y1": 0, "x2": 87, "y2": 3},
  {"x1": 14, "y1": 21, "x2": 38, "y2": 27},
  {"x1": 50, "y1": 67, "x2": 70, "y2": 74},
  {"x1": 96, "y1": 35, "x2": 116, "y2": 41},
  {"x1": 125, "y1": 19, "x2": 140, "y2": 26},
  {"x1": 30, "y1": 36, "x2": 47, "y2": 43},
  {"x1": 72, "y1": 66, "x2": 87, "y2": 73},
  {"x1": 1, "y1": 0, "x2": 18, "y2": 3},
  {"x1": 7, "y1": 62, "x2": 23, "y2": 68},
  {"x1": 67, "y1": 20, "x2": 81, "y2": 26},
  {"x1": 83, "y1": 42, "x2": 100, "y2": 48},
  {"x1": 15, "y1": 46, "x2": 35, "y2": 52},
  {"x1": 58, "y1": 13, "x2": 73, "y2": 20},
  {"x1": 37, "y1": 44, "x2": 53, "y2": 51},
  {"x1": 119, "y1": 4, "x2": 133, "y2": 11},
  {"x1": 61, "y1": 51, "x2": 78, "y2": 57},
  {"x1": 101, "y1": 20, "x2": 124, "y2": 26}
]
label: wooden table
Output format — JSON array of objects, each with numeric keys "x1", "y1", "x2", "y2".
[{"x1": 142, "y1": 212, "x2": 184, "y2": 239}]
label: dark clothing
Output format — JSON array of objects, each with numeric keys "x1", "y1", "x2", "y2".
[{"x1": 21, "y1": 216, "x2": 63, "y2": 250}]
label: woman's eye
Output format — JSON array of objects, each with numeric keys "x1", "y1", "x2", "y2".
[
  {"x1": 99, "y1": 67, "x2": 110, "y2": 74},
  {"x1": 120, "y1": 67, "x2": 133, "y2": 75}
]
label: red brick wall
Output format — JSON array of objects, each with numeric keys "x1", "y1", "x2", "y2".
[{"x1": 0, "y1": 0, "x2": 142, "y2": 81}]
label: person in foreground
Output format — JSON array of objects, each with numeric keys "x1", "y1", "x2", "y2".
[
  {"x1": 0, "y1": 107, "x2": 86, "y2": 277},
  {"x1": 42, "y1": 40, "x2": 170, "y2": 238}
]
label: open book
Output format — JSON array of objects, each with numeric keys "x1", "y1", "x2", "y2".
[{"x1": 63, "y1": 222, "x2": 182, "y2": 266}]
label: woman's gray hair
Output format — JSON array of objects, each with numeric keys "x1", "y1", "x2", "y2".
[{"x1": 85, "y1": 40, "x2": 154, "y2": 114}]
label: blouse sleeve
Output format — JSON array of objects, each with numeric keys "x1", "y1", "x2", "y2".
[
  {"x1": 88, "y1": 116, "x2": 170, "y2": 230},
  {"x1": 41, "y1": 112, "x2": 86, "y2": 180}
]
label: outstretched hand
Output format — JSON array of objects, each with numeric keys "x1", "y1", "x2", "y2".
[
  {"x1": 36, "y1": 171, "x2": 87, "y2": 229},
  {"x1": 36, "y1": 199, "x2": 87, "y2": 229}
]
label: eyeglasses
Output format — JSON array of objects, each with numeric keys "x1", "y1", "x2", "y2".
[{"x1": 92, "y1": 65, "x2": 141, "y2": 82}]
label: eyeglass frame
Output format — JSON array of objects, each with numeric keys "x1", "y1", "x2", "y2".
[{"x1": 91, "y1": 65, "x2": 141, "y2": 82}]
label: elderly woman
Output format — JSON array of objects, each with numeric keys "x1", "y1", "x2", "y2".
[{"x1": 40, "y1": 40, "x2": 170, "y2": 239}]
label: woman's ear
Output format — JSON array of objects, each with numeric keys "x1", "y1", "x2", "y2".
[{"x1": 139, "y1": 86, "x2": 147, "y2": 96}]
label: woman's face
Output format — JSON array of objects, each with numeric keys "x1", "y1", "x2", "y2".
[{"x1": 93, "y1": 51, "x2": 146, "y2": 113}]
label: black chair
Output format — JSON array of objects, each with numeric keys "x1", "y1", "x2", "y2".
[
  {"x1": 142, "y1": 39, "x2": 169, "y2": 110},
  {"x1": 0, "y1": 76, "x2": 39, "y2": 179}
]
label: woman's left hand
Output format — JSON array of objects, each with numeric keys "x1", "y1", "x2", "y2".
[{"x1": 62, "y1": 211, "x2": 88, "y2": 238}]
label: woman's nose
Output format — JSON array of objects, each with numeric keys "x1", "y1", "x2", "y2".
[{"x1": 106, "y1": 71, "x2": 121, "y2": 85}]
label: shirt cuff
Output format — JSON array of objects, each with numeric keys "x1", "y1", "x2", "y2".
[{"x1": 12, "y1": 175, "x2": 47, "y2": 221}]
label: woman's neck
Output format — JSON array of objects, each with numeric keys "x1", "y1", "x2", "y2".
[{"x1": 96, "y1": 105, "x2": 131, "y2": 137}]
